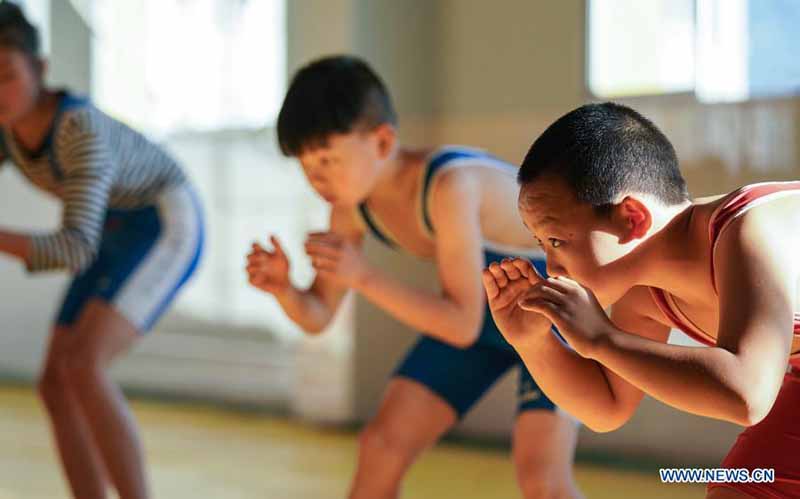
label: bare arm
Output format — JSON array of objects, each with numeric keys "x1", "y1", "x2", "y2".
[
  {"x1": 247, "y1": 205, "x2": 361, "y2": 333},
  {"x1": 0, "y1": 123, "x2": 113, "y2": 272},
  {"x1": 0, "y1": 152, "x2": 31, "y2": 262},
  {"x1": 525, "y1": 206, "x2": 797, "y2": 427},
  {"x1": 589, "y1": 209, "x2": 795, "y2": 426},
  {"x1": 494, "y1": 268, "x2": 670, "y2": 432},
  {"x1": 0, "y1": 229, "x2": 31, "y2": 262}
]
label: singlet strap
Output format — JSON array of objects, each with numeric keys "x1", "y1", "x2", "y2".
[
  {"x1": 708, "y1": 181, "x2": 800, "y2": 293},
  {"x1": 356, "y1": 203, "x2": 398, "y2": 249},
  {"x1": 648, "y1": 287, "x2": 716, "y2": 346},
  {"x1": 420, "y1": 148, "x2": 490, "y2": 234}
]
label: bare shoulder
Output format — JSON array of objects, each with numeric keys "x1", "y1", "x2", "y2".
[
  {"x1": 429, "y1": 165, "x2": 479, "y2": 201},
  {"x1": 718, "y1": 194, "x2": 800, "y2": 269},
  {"x1": 427, "y1": 166, "x2": 480, "y2": 226},
  {"x1": 712, "y1": 195, "x2": 800, "y2": 305},
  {"x1": 735, "y1": 192, "x2": 800, "y2": 242}
]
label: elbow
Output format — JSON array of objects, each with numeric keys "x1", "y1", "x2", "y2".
[
  {"x1": 584, "y1": 400, "x2": 635, "y2": 433},
  {"x1": 729, "y1": 375, "x2": 781, "y2": 427},
  {"x1": 298, "y1": 309, "x2": 334, "y2": 335},
  {"x1": 585, "y1": 419, "x2": 622, "y2": 434},
  {"x1": 584, "y1": 412, "x2": 629, "y2": 433},
  {"x1": 299, "y1": 320, "x2": 328, "y2": 336},
  {"x1": 447, "y1": 319, "x2": 482, "y2": 349},
  {"x1": 739, "y1": 410, "x2": 767, "y2": 428},
  {"x1": 450, "y1": 332, "x2": 479, "y2": 349},
  {"x1": 584, "y1": 422, "x2": 619, "y2": 434},
  {"x1": 736, "y1": 391, "x2": 776, "y2": 428}
]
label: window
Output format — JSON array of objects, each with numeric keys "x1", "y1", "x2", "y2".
[
  {"x1": 588, "y1": 0, "x2": 695, "y2": 98},
  {"x1": 588, "y1": 0, "x2": 800, "y2": 102},
  {"x1": 90, "y1": 0, "x2": 286, "y2": 135},
  {"x1": 89, "y1": 0, "x2": 330, "y2": 341}
]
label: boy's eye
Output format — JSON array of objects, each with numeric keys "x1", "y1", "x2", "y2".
[
  {"x1": 534, "y1": 238, "x2": 544, "y2": 248},
  {"x1": 549, "y1": 238, "x2": 563, "y2": 248}
]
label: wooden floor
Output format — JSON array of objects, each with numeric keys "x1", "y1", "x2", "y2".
[{"x1": 0, "y1": 386, "x2": 705, "y2": 499}]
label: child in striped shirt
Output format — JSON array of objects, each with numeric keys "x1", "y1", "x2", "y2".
[{"x1": 0, "y1": 4, "x2": 203, "y2": 498}]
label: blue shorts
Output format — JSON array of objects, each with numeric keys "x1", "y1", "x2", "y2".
[
  {"x1": 56, "y1": 184, "x2": 203, "y2": 333},
  {"x1": 395, "y1": 248, "x2": 558, "y2": 418}
]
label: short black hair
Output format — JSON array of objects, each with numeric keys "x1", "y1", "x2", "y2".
[
  {"x1": 277, "y1": 55, "x2": 397, "y2": 156},
  {"x1": 0, "y1": 1, "x2": 39, "y2": 57},
  {"x1": 518, "y1": 102, "x2": 689, "y2": 211}
]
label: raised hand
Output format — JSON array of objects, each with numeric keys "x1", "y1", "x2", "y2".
[
  {"x1": 305, "y1": 232, "x2": 371, "y2": 288},
  {"x1": 246, "y1": 235, "x2": 291, "y2": 295},
  {"x1": 482, "y1": 257, "x2": 552, "y2": 347},
  {"x1": 518, "y1": 275, "x2": 614, "y2": 358}
]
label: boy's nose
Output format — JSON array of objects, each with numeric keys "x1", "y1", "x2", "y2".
[{"x1": 546, "y1": 259, "x2": 567, "y2": 278}]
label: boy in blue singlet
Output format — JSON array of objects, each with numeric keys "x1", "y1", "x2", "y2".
[{"x1": 246, "y1": 55, "x2": 583, "y2": 499}]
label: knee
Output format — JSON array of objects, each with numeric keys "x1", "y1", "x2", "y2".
[
  {"x1": 358, "y1": 420, "x2": 418, "y2": 462},
  {"x1": 37, "y1": 358, "x2": 70, "y2": 405},
  {"x1": 62, "y1": 347, "x2": 104, "y2": 387}
]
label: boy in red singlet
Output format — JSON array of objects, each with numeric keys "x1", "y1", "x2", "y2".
[{"x1": 483, "y1": 102, "x2": 800, "y2": 498}]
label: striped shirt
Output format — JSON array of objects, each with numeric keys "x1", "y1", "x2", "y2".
[{"x1": 0, "y1": 91, "x2": 188, "y2": 273}]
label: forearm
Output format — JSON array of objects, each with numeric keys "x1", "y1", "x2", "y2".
[
  {"x1": 514, "y1": 331, "x2": 626, "y2": 431},
  {"x1": 0, "y1": 229, "x2": 32, "y2": 264},
  {"x1": 274, "y1": 285, "x2": 336, "y2": 334},
  {"x1": 355, "y1": 267, "x2": 477, "y2": 347},
  {"x1": 593, "y1": 329, "x2": 755, "y2": 425}
]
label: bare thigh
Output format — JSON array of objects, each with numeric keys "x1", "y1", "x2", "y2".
[{"x1": 365, "y1": 377, "x2": 459, "y2": 453}]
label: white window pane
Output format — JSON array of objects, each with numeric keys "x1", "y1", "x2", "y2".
[
  {"x1": 695, "y1": 0, "x2": 749, "y2": 102},
  {"x1": 588, "y1": 0, "x2": 695, "y2": 97},
  {"x1": 747, "y1": 0, "x2": 800, "y2": 98},
  {"x1": 88, "y1": 0, "x2": 310, "y2": 338},
  {"x1": 162, "y1": 133, "x2": 329, "y2": 339},
  {"x1": 91, "y1": 0, "x2": 285, "y2": 135}
]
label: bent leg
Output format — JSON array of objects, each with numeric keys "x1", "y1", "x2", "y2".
[
  {"x1": 349, "y1": 377, "x2": 457, "y2": 499},
  {"x1": 38, "y1": 325, "x2": 109, "y2": 499},
  {"x1": 66, "y1": 299, "x2": 149, "y2": 499},
  {"x1": 513, "y1": 410, "x2": 584, "y2": 499}
]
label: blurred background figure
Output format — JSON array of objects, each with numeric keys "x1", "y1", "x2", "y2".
[
  {"x1": 0, "y1": 2, "x2": 202, "y2": 498},
  {"x1": 1, "y1": 1, "x2": 799, "y2": 498}
]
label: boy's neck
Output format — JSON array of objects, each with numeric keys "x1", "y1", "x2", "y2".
[
  {"x1": 368, "y1": 146, "x2": 427, "y2": 204},
  {"x1": 10, "y1": 89, "x2": 59, "y2": 152},
  {"x1": 633, "y1": 201, "x2": 714, "y2": 300}
]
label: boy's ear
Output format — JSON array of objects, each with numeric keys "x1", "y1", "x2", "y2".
[
  {"x1": 616, "y1": 196, "x2": 652, "y2": 244},
  {"x1": 373, "y1": 123, "x2": 396, "y2": 160}
]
